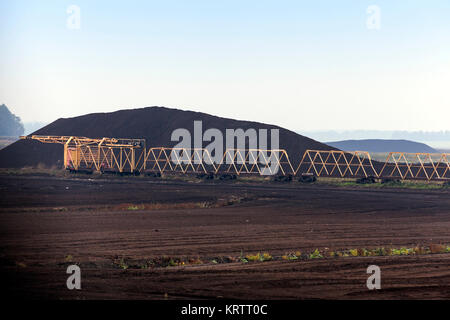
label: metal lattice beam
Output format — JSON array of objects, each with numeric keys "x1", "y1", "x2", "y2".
[{"x1": 20, "y1": 135, "x2": 450, "y2": 181}]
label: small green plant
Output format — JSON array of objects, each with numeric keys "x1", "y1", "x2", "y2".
[
  {"x1": 282, "y1": 252, "x2": 299, "y2": 260},
  {"x1": 245, "y1": 252, "x2": 273, "y2": 262},
  {"x1": 309, "y1": 249, "x2": 323, "y2": 259},
  {"x1": 261, "y1": 252, "x2": 272, "y2": 261},
  {"x1": 400, "y1": 247, "x2": 413, "y2": 255},
  {"x1": 168, "y1": 259, "x2": 177, "y2": 267},
  {"x1": 119, "y1": 258, "x2": 128, "y2": 270},
  {"x1": 246, "y1": 253, "x2": 260, "y2": 262},
  {"x1": 239, "y1": 250, "x2": 248, "y2": 263},
  {"x1": 359, "y1": 248, "x2": 370, "y2": 256},
  {"x1": 127, "y1": 205, "x2": 141, "y2": 211},
  {"x1": 373, "y1": 247, "x2": 387, "y2": 256}
]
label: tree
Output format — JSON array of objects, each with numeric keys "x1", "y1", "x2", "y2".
[{"x1": 0, "y1": 104, "x2": 25, "y2": 136}]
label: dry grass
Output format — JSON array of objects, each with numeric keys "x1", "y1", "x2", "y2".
[
  {"x1": 115, "y1": 202, "x2": 212, "y2": 211},
  {"x1": 317, "y1": 177, "x2": 446, "y2": 189},
  {"x1": 114, "y1": 195, "x2": 251, "y2": 212},
  {"x1": 430, "y1": 243, "x2": 447, "y2": 254}
]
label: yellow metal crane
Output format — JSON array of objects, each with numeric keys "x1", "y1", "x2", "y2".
[{"x1": 20, "y1": 135, "x2": 146, "y2": 173}]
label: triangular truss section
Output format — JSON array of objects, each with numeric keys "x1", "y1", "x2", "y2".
[
  {"x1": 379, "y1": 152, "x2": 450, "y2": 181},
  {"x1": 144, "y1": 148, "x2": 217, "y2": 174},
  {"x1": 295, "y1": 150, "x2": 378, "y2": 178},
  {"x1": 217, "y1": 149, "x2": 295, "y2": 176}
]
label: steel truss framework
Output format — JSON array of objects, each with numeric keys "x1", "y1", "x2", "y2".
[
  {"x1": 298, "y1": 150, "x2": 450, "y2": 181},
  {"x1": 143, "y1": 148, "x2": 218, "y2": 174},
  {"x1": 142, "y1": 148, "x2": 294, "y2": 176},
  {"x1": 20, "y1": 136, "x2": 450, "y2": 181},
  {"x1": 218, "y1": 149, "x2": 294, "y2": 176},
  {"x1": 296, "y1": 150, "x2": 378, "y2": 178},
  {"x1": 378, "y1": 152, "x2": 450, "y2": 181},
  {"x1": 68, "y1": 145, "x2": 147, "y2": 173},
  {"x1": 21, "y1": 135, "x2": 146, "y2": 173}
]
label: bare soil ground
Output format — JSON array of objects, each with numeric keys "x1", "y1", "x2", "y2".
[{"x1": 1, "y1": 174, "x2": 449, "y2": 299}]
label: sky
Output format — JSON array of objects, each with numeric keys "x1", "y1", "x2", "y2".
[{"x1": 1, "y1": 0, "x2": 449, "y2": 131}]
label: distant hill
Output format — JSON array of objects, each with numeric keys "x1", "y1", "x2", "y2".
[
  {"x1": 298, "y1": 130, "x2": 450, "y2": 142},
  {"x1": 0, "y1": 106, "x2": 336, "y2": 168},
  {"x1": 326, "y1": 139, "x2": 437, "y2": 153}
]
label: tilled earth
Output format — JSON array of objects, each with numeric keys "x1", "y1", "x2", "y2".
[{"x1": 1, "y1": 174, "x2": 449, "y2": 299}]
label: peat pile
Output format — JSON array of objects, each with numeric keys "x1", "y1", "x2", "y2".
[{"x1": 0, "y1": 106, "x2": 335, "y2": 168}]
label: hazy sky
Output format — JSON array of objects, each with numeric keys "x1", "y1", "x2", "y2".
[{"x1": 1, "y1": 0, "x2": 449, "y2": 131}]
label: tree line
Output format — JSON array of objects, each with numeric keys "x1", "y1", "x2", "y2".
[{"x1": 0, "y1": 104, "x2": 24, "y2": 136}]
